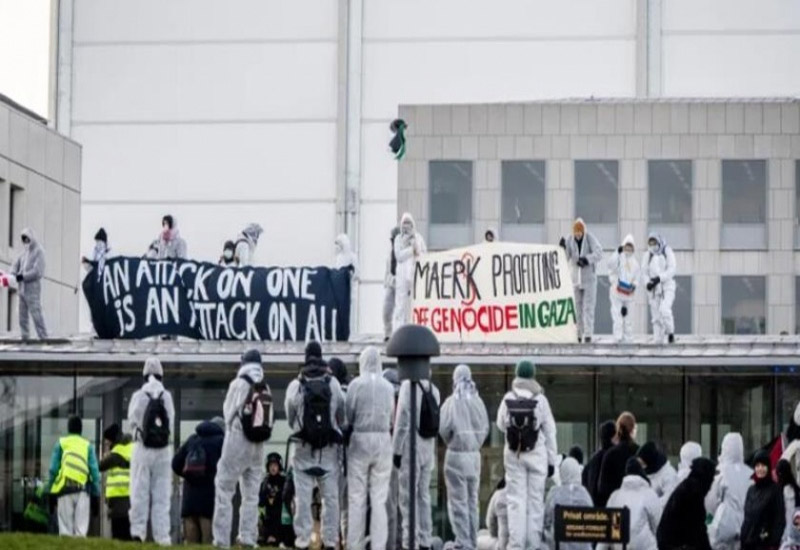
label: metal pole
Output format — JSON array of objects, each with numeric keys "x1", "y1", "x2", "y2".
[{"x1": 409, "y1": 382, "x2": 417, "y2": 550}]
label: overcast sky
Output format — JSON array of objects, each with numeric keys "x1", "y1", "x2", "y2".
[{"x1": 0, "y1": 0, "x2": 51, "y2": 118}]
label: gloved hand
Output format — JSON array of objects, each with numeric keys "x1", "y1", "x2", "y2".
[
  {"x1": 558, "y1": 237, "x2": 566, "y2": 249},
  {"x1": 621, "y1": 306, "x2": 628, "y2": 317},
  {"x1": 577, "y1": 257, "x2": 589, "y2": 268},
  {"x1": 16, "y1": 274, "x2": 23, "y2": 283},
  {"x1": 618, "y1": 246, "x2": 623, "y2": 254},
  {"x1": 90, "y1": 495, "x2": 100, "y2": 517},
  {"x1": 393, "y1": 454, "x2": 402, "y2": 469},
  {"x1": 646, "y1": 276, "x2": 661, "y2": 291},
  {"x1": 547, "y1": 464, "x2": 555, "y2": 478}
]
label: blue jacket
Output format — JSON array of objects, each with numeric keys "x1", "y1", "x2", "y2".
[{"x1": 46, "y1": 437, "x2": 101, "y2": 496}]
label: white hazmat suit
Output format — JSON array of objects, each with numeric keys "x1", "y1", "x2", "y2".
[
  {"x1": 345, "y1": 347, "x2": 395, "y2": 550},
  {"x1": 608, "y1": 234, "x2": 640, "y2": 343},
  {"x1": 212, "y1": 354, "x2": 270, "y2": 548},
  {"x1": 12, "y1": 228, "x2": 48, "y2": 339},
  {"x1": 393, "y1": 378, "x2": 441, "y2": 550},
  {"x1": 235, "y1": 223, "x2": 263, "y2": 267},
  {"x1": 127, "y1": 358, "x2": 175, "y2": 545},
  {"x1": 496, "y1": 377, "x2": 557, "y2": 550},
  {"x1": 383, "y1": 227, "x2": 400, "y2": 340},
  {"x1": 392, "y1": 213, "x2": 426, "y2": 333},
  {"x1": 677, "y1": 441, "x2": 703, "y2": 484},
  {"x1": 599, "y1": 473, "x2": 662, "y2": 550},
  {"x1": 563, "y1": 219, "x2": 603, "y2": 342},
  {"x1": 439, "y1": 365, "x2": 490, "y2": 550},
  {"x1": 335, "y1": 233, "x2": 359, "y2": 278},
  {"x1": 543, "y1": 458, "x2": 593, "y2": 550},
  {"x1": 705, "y1": 433, "x2": 754, "y2": 550},
  {"x1": 642, "y1": 233, "x2": 677, "y2": 343},
  {"x1": 477, "y1": 484, "x2": 508, "y2": 550}
]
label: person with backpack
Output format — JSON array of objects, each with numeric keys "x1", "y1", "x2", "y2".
[
  {"x1": 642, "y1": 232, "x2": 677, "y2": 344},
  {"x1": 495, "y1": 359, "x2": 557, "y2": 550},
  {"x1": 392, "y1": 357, "x2": 441, "y2": 550},
  {"x1": 345, "y1": 346, "x2": 395, "y2": 550},
  {"x1": 99, "y1": 423, "x2": 133, "y2": 540},
  {"x1": 259, "y1": 453, "x2": 294, "y2": 547},
  {"x1": 234, "y1": 223, "x2": 263, "y2": 267},
  {"x1": 740, "y1": 452, "x2": 786, "y2": 550},
  {"x1": 172, "y1": 416, "x2": 225, "y2": 544},
  {"x1": 127, "y1": 357, "x2": 175, "y2": 544},
  {"x1": 285, "y1": 341, "x2": 346, "y2": 550},
  {"x1": 439, "y1": 364, "x2": 490, "y2": 550},
  {"x1": 213, "y1": 349, "x2": 274, "y2": 548},
  {"x1": 706, "y1": 433, "x2": 753, "y2": 550}
]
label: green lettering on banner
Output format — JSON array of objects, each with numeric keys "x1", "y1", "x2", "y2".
[
  {"x1": 537, "y1": 301, "x2": 551, "y2": 328},
  {"x1": 519, "y1": 303, "x2": 536, "y2": 329},
  {"x1": 563, "y1": 297, "x2": 577, "y2": 325},
  {"x1": 547, "y1": 300, "x2": 558, "y2": 327}
]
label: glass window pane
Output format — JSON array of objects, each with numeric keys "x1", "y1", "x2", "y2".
[
  {"x1": 649, "y1": 160, "x2": 692, "y2": 224},
  {"x1": 429, "y1": 161, "x2": 472, "y2": 224},
  {"x1": 575, "y1": 160, "x2": 618, "y2": 224},
  {"x1": 721, "y1": 276, "x2": 766, "y2": 335},
  {"x1": 595, "y1": 276, "x2": 612, "y2": 335},
  {"x1": 648, "y1": 276, "x2": 693, "y2": 334},
  {"x1": 796, "y1": 161, "x2": 800, "y2": 248},
  {"x1": 722, "y1": 160, "x2": 766, "y2": 224},
  {"x1": 501, "y1": 161, "x2": 545, "y2": 224},
  {"x1": 796, "y1": 276, "x2": 800, "y2": 334}
]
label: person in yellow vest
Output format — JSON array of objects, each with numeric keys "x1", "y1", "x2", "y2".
[
  {"x1": 99, "y1": 423, "x2": 133, "y2": 540},
  {"x1": 44, "y1": 415, "x2": 101, "y2": 537}
]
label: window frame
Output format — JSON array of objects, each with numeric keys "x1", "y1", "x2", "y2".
[
  {"x1": 427, "y1": 160, "x2": 474, "y2": 250},
  {"x1": 647, "y1": 159, "x2": 694, "y2": 251},
  {"x1": 720, "y1": 275, "x2": 768, "y2": 335},
  {"x1": 500, "y1": 160, "x2": 547, "y2": 243},
  {"x1": 573, "y1": 159, "x2": 620, "y2": 247},
  {"x1": 720, "y1": 159, "x2": 768, "y2": 251}
]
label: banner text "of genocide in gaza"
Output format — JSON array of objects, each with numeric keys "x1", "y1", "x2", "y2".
[{"x1": 412, "y1": 243, "x2": 578, "y2": 343}]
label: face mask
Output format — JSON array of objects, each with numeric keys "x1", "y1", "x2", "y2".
[
  {"x1": 95, "y1": 240, "x2": 105, "y2": 248},
  {"x1": 624, "y1": 250, "x2": 633, "y2": 258},
  {"x1": 402, "y1": 223, "x2": 413, "y2": 235},
  {"x1": 223, "y1": 250, "x2": 233, "y2": 260},
  {"x1": 649, "y1": 245, "x2": 658, "y2": 254}
]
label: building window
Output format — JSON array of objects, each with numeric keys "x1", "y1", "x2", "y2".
[
  {"x1": 428, "y1": 161, "x2": 473, "y2": 249},
  {"x1": 721, "y1": 160, "x2": 766, "y2": 249},
  {"x1": 795, "y1": 161, "x2": 799, "y2": 248},
  {"x1": 10, "y1": 184, "x2": 23, "y2": 248},
  {"x1": 575, "y1": 160, "x2": 618, "y2": 247},
  {"x1": 594, "y1": 276, "x2": 612, "y2": 335},
  {"x1": 501, "y1": 161, "x2": 545, "y2": 242},
  {"x1": 648, "y1": 160, "x2": 692, "y2": 250},
  {"x1": 648, "y1": 276, "x2": 693, "y2": 334},
  {"x1": 721, "y1": 276, "x2": 766, "y2": 335},
  {"x1": 796, "y1": 277, "x2": 800, "y2": 334}
]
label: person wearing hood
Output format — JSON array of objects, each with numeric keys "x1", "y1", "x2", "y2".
[
  {"x1": 781, "y1": 509, "x2": 800, "y2": 550},
  {"x1": 598, "y1": 458, "x2": 661, "y2": 550},
  {"x1": 285, "y1": 341, "x2": 346, "y2": 550},
  {"x1": 607, "y1": 234, "x2": 640, "y2": 344},
  {"x1": 259, "y1": 453, "x2": 293, "y2": 547},
  {"x1": 393, "y1": 356, "x2": 441, "y2": 550},
  {"x1": 543, "y1": 458, "x2": 593, "y2": 550},
  {"x1": 642, "y1": 232, "x2": 677, "y2": 344},
  {"x1": 636, "y1": 441, "x2": 678, "y2": 502},
  {"x1": 658, "y1": 457, "x2": 717, "y2": 550},
  {"x1": 11, "y1": 228, "x2": 48, "y2": 339},
  {"x1": 597, "y1": 412, "x2": 639, "y2": 507},
  {"x1": 82, "y1": 228, "x2": 111, "y2": 281},
  {"x1": 440, "y1": 364, "x2": 490, "y2": 550},
  {"x1": 496, "y1": 359, "x2": 557, "y2": 550},
  {"x1": 778, "y1": 460, "x2": 800, "y2": 544},
  {"x1": 99, "y1": 423, "x2": 133, "y2": 540},
  {"x1": 383, "y1": 227, "x2": 401, "y2": 341},
  {"x1": 583, "y1": 420, "x2": 616, "y2": 505},
  {"x1": 477, "y1": 478, "x2": 509, "y2": 550},
  {"x1": 741, "y1": 451, "x2": 785, "y2": 549},
  {"x1": 157, "y1": 214, "x2": 188, "y2": 260},
  {"x1": 127, "y1": 357, "x2": 175, "y2": 545},
  {"x1": 677, "y1": 441, "x2": 703, "y2": 484},
  {"x1": 392, "y1": 212, "x2": 426, "y2": 333},
  {"x1": 706, "y1": 433, "x2": 754, "y2": 550},
  {"x1": 561, "y1": 218, "x2": 603, "y2": 343},
  {"x1": 213, "y1": 349, "x2": 273, "y2": 548},
  {"x1": 172, "y1": 416, "x2": 225, "y2": 544},
  {"x1": 345, "y1": 346, "x2": 395, "y2": 550},
  {"x1": 219, "y1": 240, "x2": 238, "y2": 267},
  {"x1": 383, "y1": 366, "x2": 403, "y2": 550},
  {"x1": 334, "y1": 233, "x2": 359, "y2": 280},
  {"x1": 235, "y1": 223, "x2": 263, "y2": 267}
]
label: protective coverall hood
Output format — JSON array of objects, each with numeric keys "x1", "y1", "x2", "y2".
[
  {"x1": 560, "y1": 457, "x2": 582, "y2": 485},
  {"x1": 237, "y1": 362, "x2": 264, "y2": 384},
  {"x1": 399, "y1": 212, "x2": 416, "y2": 235},
  {"x1": 679, "y1": 441, "x2": 702, "y2": 476},
  {"x1": 242, "y1": 223, "x2": 263, "y2": 245},
  {"x1": 334, "y1": 234, "x2": 352, "y2": 254},
  {"x1": 621, "y1": 234, "x2": 635, "y2": 250},
  {"x1": 511, "y1": 377, "x2": 543, "y2": 397},
  {"x1": 719, "y1": 432, "x2": 744, "y2": 465},
  {"x1": 787, "y1": 509, "x2": 800, "y2": 544},
  {"x1": 143, "y1": 357, "x2": 163, "y2": 378},
  {"x1": 358, "y1": 346, "x2": 382, "y2": 376},
  {"x1": 21, "y1": 228, "x2": 39, "y2": 248},
  {"x1": 648, "y1": 232, "x2": 666, "y2": 255},
  {"x1": 453, "y1": 364, "x2": 477, "y2": 397}
]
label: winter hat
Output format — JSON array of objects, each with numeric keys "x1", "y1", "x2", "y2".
[
  {"x1": 305, "y1": 341, "x2": 323, "y2": 364},
  {"x1": 241, "y1": 348, "x2": 262, "y2": 366},
  {"x1": 572, "y1": 218, "x2": 586, "y2": 236},
  {"x1": 267, "y1": 452, "x2": 283, "y2": 471},
  {"x1": 515, "y1": 359, "x2": 536, "y2": 380},
  {"x1": 637, "y1": 441, "x2": 668, "y2": 474},
  {"x1": 103, "y1": 423, "x2": 121, "y2": 443},
  {"x1": 143, "y1": 357, "x2": 164, "y2": 379},
  {"x1": 67, "y1": 415, "x2": 83, "y2": 435},
  {"x1": 689, "y1": 457, "x2": 716, "y2": 493},
  {"x1": 94, "y1": 228, "x2": 108, "y2": 243},
  {"x1": 600, "y1": 420, "x2": 617, "y2": 448},
  {"x1": 162, "y1": 215, "x2": 174, "y2": 229},
  {"x1": 568, "y1": 445, "x2": 585, "y2": 465},
  {"x1": 328, "y1": 357, "x2": 348, "y2": 386},
  {"x1": 753, "y1": 450, "x2": 772, "y2": 471},
  {"x1": 625, "y1": 457, "x2": 649, "y2": 484},
  {"x1": 210, "y1": 416, "x2": 225, "y2": 432}
]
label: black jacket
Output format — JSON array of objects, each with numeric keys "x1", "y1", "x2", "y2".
[
  {"x1": 657, "y1": 457, "x2": 715, "y2": 550},
  {"x1": 596, "y1": 440, "x2": 639, "y2": 506},
  {"x1": 171, "y1": 420, "x2": 224, "y2": 519},
  {"x1": 583, "y1": 422, "x2": 616, "y2": 505},
  {"x1": 259, "y1": 473, "x2": 290, "y2": 543},
  {"x1": 741, "y1": 477, "x2": 786, "y2": 549}
]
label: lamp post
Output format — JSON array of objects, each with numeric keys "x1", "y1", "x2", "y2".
[{"x1": 386, "y1": 324, "x2": 440, "y2": 550}]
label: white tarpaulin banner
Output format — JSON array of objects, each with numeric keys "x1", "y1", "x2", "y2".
[{"x1": 412, "y1": 242, "x2": 578, "y2": 344}]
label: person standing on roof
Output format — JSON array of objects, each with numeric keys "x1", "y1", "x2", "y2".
[
  {"x1": 608, "y1": 234, "x2": 639, "y2": 343},
  {"x1": 560, "y1": 218, "x2": 603, "y2": 343},
  {"x1": 157, "y1": 214, "x2": 188, "y2": 260},
  {"x1": 11, "y1": 228, "x2": 48, "y2": 339},
  {"x1": 392, "y1": 212, "x2": 426, "y2": 333},
  {"x1": 643, "y1": 232, "x2": 677, "y2": 344},
  {"x1": 383, "y1": 227, "x2": 401, "y2": 342},
  {"x1": 235, "y1": 223, "x2": 264, "y2": 267}
]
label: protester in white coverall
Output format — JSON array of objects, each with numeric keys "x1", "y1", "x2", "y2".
[
  {"x1": 598, "y1": 458, "x2": 662, "y2": 550},
  {"x1": 561, "y1": 218, "x2": 603, "y2": 343},
  {"x1": 235, "y1": 223, "x2": 263, "y2": 267},
  {"x1": 345, "y1": 347, "x2": 395, "y2": 550},
  {"x1": 705, "y1": 432, "x2": 754, "y2": 550},
  {"x1": 334, "y1": 233, "x2": 359, "y2": 278},
  {"x1": 212, "y1": 349, "x2": 270, "y2": 548},
  {"x1": 677, "y1": 441, "x2": 703, "y2": 484},
  {"x1": 608, "y1": 234, "x2": 639, "y2": 343},
  {"x1": 157, "y1": 215, "x2": 188, "y2": 260},
  {"x1": 496, "y1": 360, "x2": 557, "y2": 550},
  {"x1": 440, "y1": 365, "x2": 490, "y2": 550},
  {"x1": 393, "y1": 372, "x2": 441, "y2": 550},
  {"x1": 286, "y1": 342, "x2": 346, "y2": 550},
  {"x1": 543, "y1": 458, "x2": 592, "y2": 550},
  {"x1": 127, "y1": 357, "x2": 174, "y2": 545},
  {"x1": 477, "y1": 480, "x2": 508, "y2": 550},
  {"x1": 642, "y1": 232, "x2": 677, "y2": 344},
  {"x1": 637, "y1": 441, "x2": 679, "y2": 503},
  {"x1": 82, "y1": 227, "x2": 110, "y2": 281},
  {"x1": 392, "y1": 213, "x2": 426, "y2": 333},
  {"x1": 383, "y1": 227, "x2": 400, "y2": 341},
  {"x1": 11, "y1": 228, "x2": 48, "y2": 339}
]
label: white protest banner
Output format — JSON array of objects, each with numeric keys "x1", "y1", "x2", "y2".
[{"x1": 412, "y1": 242, "x2": 578, "y2": 343}]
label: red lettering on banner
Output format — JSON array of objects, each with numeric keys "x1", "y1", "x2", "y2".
[
  {"x1": 505, "y1": 304, "x2": 519, "y2": 330},
  {"x1": 423, "y1": 305, "x2": 526, "y2": 334}
]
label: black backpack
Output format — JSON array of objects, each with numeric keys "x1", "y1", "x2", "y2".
[
  {"x1": 505, "y1": 392, "x2": 539, "y2": 453},
  {"x1": 417, "y1": 382, "x2": 440, "y2": 439},
  {"x1": 299, "y1": 375, "x2": 335, "y2": 450},
  {"x1": 181, "y1": 438, "x2": 207, "y2": 482},
  {"x1": 239, "y1": 375, "x2": 274, "y2": 443},
  {"x1": 141, "y1": 392, "x2": 170, "y2": 448}
]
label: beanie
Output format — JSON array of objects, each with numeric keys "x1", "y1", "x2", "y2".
[
  {"x1": 637, "y1": 441, "x2": 667, "y2": 474},
  {"x1": 515, "y1": 359, "x2": 536, "y2": 380},
  {"x1": 305, "y1": 341, "x2": 323, "y2": 364},
  {"x1": 103, "y1": 423, "x2": 121, "y2": 443},
  {"x1": 573, "y1": 218, "x2": 586, "y2": 235},
  {"x1": 143, "y1": 357, "x2": 164, "y2": 378},
  {"x1": 94, "y1": 228, "x2": 107, "y2": 243},
  {"x1": 568, "y1": 445, "x2": 585, "y2": 466},
  {"x1": 67, "y1": 415, "x2": 83, "y2": 435},
  {"x1": 241, "y1": 348, "x2": 262, "y2": 366},
  {"x1": 625, "y1": 457, "x2": 649, "y2": 483},
  {"x1": 328, "y1": 357, "x2": 348, "y2": 386},
  {"x1": 600, "y1": 420, "x2": 617, "y2": 447}
]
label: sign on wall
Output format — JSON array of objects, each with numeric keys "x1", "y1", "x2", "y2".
[
  {"x1": 554, "y1": 506, "x2": 630, "y2": 547},
  {"x1": 83, "y1": 257, "x2": 351, "y2": 341},
  {"x1": 412, "y1": 243, "x2": 577, "y2": 343}
]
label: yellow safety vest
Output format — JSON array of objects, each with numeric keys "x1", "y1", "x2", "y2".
[
  {"x1": 105, "y1": 441, "x2": 133, "y2": 499},
  {"x1": 51, "y1": 435, "x2": 90, "y2": 495}
]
